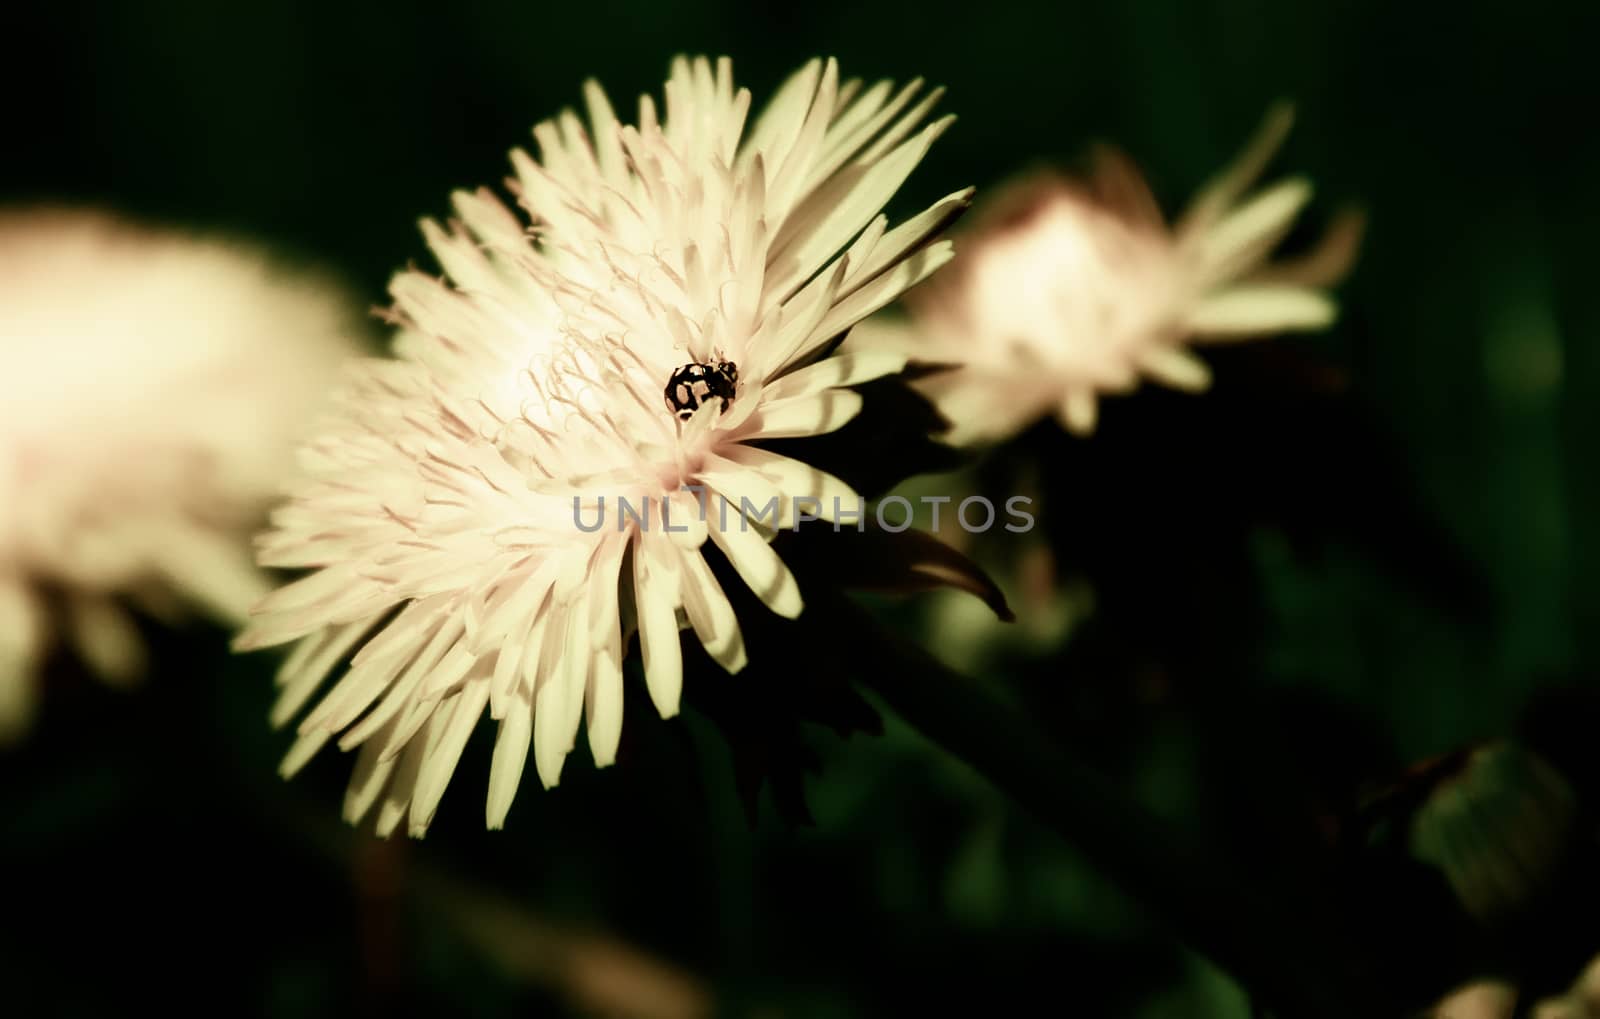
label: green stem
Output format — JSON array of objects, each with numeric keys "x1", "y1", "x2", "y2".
[{"x1": 833, "y1": 594, "x2": 1389, "y2": 1019}]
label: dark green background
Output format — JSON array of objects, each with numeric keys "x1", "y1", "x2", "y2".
[{"x1": 4, "y1": 1, "x2": 1598, "y2": 1015}]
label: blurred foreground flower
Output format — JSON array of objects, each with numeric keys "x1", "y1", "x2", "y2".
[
  {"x1": 1432, "y1": 981, "x2": 1519, "y2": 1019},
  {"x1": 236, "y1": 56, "x2": 971, "y2": 836},
  {"x1": 850, "y1": 104, "x2": 1363, "y2": 444},
  {"x1": 1532, "y1": 956, "x2": 1600, "y2": 1018},
  {"x1": 0, "y1": 208, "x2": 364, "y2": 741},
  {"x1": 1431, "y1": 955, "x2": 1600, "y2": 1018}
]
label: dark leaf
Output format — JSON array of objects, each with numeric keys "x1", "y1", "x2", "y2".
[
  {"x1": 677, "y1": 543, "x2": 888, "y2": 827},
  {"x1": 1407, "y1": 742, "x2": 1579, "y2": 926}
]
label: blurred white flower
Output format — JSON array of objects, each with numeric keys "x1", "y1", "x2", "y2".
[
  {"x1": 1431, "y1": 981, "x2": 1519, "y2": 1019},
  {"x1": 1531, "y1": 955, "x2": 1600, "y2": 1019},
  {"x1": 850, "y1": 104, "x2": 1362, "y2": 445},
  {"x1": 1430, "y1": 955, "x2": 1600, "y2": 1019},
  {"x1": 0, "y1": 208, "x2": 366, "y2": 742},
  {"x1": 236, "y1": 56, "x2": 968, "y2": 836}
]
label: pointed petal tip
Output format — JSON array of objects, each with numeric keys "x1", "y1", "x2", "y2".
[
  {"x1": 485, "y1": 793, "x2": 516, "y2": 830},
  {"x1": 279, "y1": 731, "x2": 330, "y2": 779},
  {"x1": 231, "y1": 630, "x2": 267, "y2": 653},
  {"x1": 374, "y1": 803, "x2": 407, "y2": 839},
  {"x1": 775, "y1": 590, "x2": 805, "y2": 620}
]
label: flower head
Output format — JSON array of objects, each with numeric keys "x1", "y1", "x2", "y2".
[
  {"x1": 238, "y1": 56, "x2": 969, "y2": 836},
  {"x1": 850, "y1": 104, "x2": 1362, "y2": 444},
  {"x1": 0, "y1": 208, "x2": 365, "y2": 741}
]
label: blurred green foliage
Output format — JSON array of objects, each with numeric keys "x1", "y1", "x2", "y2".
[{"x1": 4, "y1": 1, "x2": 1600, "y2": 1016}]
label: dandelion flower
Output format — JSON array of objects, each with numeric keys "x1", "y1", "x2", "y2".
[
  {"x1": 850, "y1": 104, "x2": 1362, "y2": 444},
  {"x1": 0, "y1": 208, "x2": 365, "y2": 742},
  {"x1": 237, "y1": 56, "x2": 970, "y2": 836}
]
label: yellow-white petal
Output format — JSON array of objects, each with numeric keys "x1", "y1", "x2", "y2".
[
  {"x1": 410, "y1": 678, "x2": 491, "y2": 835},
  {"x1": 751, "y1": 389, "x2": 863, "y2": 439},
  {"x1": 763, "y1": 350, "x2": 908, "y2": 401},
  {"x1": 65, "y1": 593, "x2": 145, "y2": 687},
  {"x1": 486, "y1": 701, "x2": 533, "y2": 829},
  {"x1": 1187, "y1": 285, "x2": 1337, "y2": 336},
  {"x1": 1135, "y1": 346, "x2": 1213, "y2": 392},
  {"x1": 1058, "y1": 388, "x2": 1100, "y2": 436},
  {"x1": 677, "y1": 547, "x2": 747, "y2": 673},
  {"x1": 344, "y1": 717, "x2": 402, "y2": 824},
  {"x1": 634, "y1": 539, "x2": 685, "y2": 717},
  {"x1": 707, "y1": 497, "x2": 804, "y2": 619},
  {"x1": 1193, "y1": 177, "x2": 1313, "y2": 287}
]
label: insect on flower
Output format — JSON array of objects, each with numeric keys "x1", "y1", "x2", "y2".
[{"x1": 664, "y1": 358, "x2": 740, "y2": 420}]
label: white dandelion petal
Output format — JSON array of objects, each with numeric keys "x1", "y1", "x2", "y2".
[
  {"x1": 270, "y1": 617, "x2": 373, "y2": 728},
  {"x1": 849, "y1": 104, "x2": 1356, "y2": 446},
  {"x1": 240, "y1": 55, "x2": 964, "y2": 834},
  {"x1": 64, "y1": 593, "x2": 145, "y2": 688},
  {"x1": 717, "y1": 446, "x2": 859, "y2": 524},
  {"x1": 1185, "y1": 285, "x2": 1338, "y2": 336},
  {"x1": 584, "y1": 636, "x2": 626, "y2": 767},
  {"x1": 706, "y1": 496, "x2": 804, "y2": 620},
  {"x1": 0, "y1": 579, "x2": 44, "y2": 743},
  {"x1": 1058, "y1": 388, "x2": 1101, "y2": 437},
  {"x1": 1189, "y1": 177, "x2": 1313, "y2": 289},
  {"x1": 0, "y1": 209, "x2": 363, "y2": 741},
  {"x1": 699, "y1": 454, "x2": 790, "y2": 526},
  {"x1": 280, "y1": 728, "x2": 333, "y2": 780},
  {"x1": 1133, "y1": 345, "x2": 1214, "y2": 392},
  {"x1": 632, "y1": 541, "x2": 684, "y2": 718},
  {"x1": 485, "y1": 700, "x2": 534, "y2": 829},
  {"x1": 759, "y1": 349, "x2": 908, "y2": 401},
  {"x1": 748, "y1": 389, "x2": 865, "y2": 440},
  {"x1": 375, "y1": 722, "x2": 432, "y2": 838},
  {"x1": 814, "y1": 240, "x2": 956, "y2": 343},
  {"x1": 410, "y1": 678, "x2": 492, "y2": 836},
  {"x1": 344, "y1": 716, "x2": 403, "y2": 824},
  {"x1": 1178, "y1": 101, "x2": 1297, "y2": 237}
]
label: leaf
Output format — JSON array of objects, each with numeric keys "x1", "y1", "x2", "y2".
[
  {"x1": 676, "y1": 544, "x2": 886, "y2": 827},
  {"x1": 1407, "y1": 741, "x2": 1579, "y2": 926}
]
